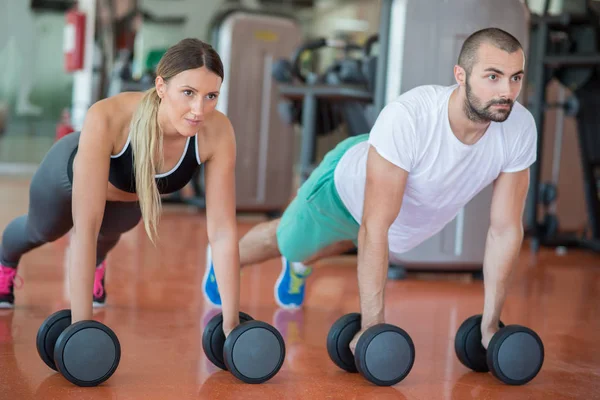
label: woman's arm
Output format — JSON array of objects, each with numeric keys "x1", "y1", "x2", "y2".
[
  {"x1": 70, "y1": 102, "x2": 115, "y2": 323},
  {"x1": 203, "y1": 115, "x2": 240, "y2": 336}
]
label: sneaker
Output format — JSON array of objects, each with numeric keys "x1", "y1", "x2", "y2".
[
  {"x1": 93, "y1": 261, "x2": 107, "y2": 307},
  {"x1": 274, "y1": 257, "x2": 312, "y2": 309},
  {"x1": 0, "y1": 265, "x2": 22, "y2": 309},
  {"x1": 202, "y1": 245, "x2": 222, "y2": 307}
]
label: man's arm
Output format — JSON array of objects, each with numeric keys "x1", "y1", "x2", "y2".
[
  {"x1": 481, "y1": 168, "x2": 530, "y2": 348},
  {"x1": 352, "y1": 145, "x2": 408, "y2": 348}
]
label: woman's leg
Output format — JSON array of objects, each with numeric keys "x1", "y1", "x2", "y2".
[
  {"x1": 91, "y1": 201, "x2": 142, "y2": 306},
  {"x1": 0, "y1": 134, "x2": 79, "y2": 307}
]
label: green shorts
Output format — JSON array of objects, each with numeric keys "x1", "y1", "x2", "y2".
[{"x1": 276, "y1": 134, "x2": 368, "y2": 262}]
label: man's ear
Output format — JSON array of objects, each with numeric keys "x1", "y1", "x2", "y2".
[{"x1": 454, "y1": 65, "x2": 467, "y2": 87}]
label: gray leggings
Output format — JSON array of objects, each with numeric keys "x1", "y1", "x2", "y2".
[{"x1": 0, "y1": 132, "x2": 142, "y2": 268}]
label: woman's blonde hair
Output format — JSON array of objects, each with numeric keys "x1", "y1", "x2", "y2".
[{"x1": 129, "y1": 38, "x2": 224, "y2": 243}]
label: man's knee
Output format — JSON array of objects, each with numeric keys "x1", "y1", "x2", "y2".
[
  {"x1": 265, "y1": 218, "x2": 281, "y2": 250},
  {"x1": 241, "y1": 218, "x2": 280, "y2": 250}
]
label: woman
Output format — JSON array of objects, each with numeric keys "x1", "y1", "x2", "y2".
[{"x1": 0, "y1": 38, "x2": 240, "y2": 336}]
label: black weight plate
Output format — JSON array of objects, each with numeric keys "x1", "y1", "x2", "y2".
[
  {"x1": 326, "y1": 313, "x2": 361, "y2": 373},
  {"x1": 36, "y1": 309, "x2": 71, "y2": 371},
  {"x1": 202, "y1": 311, "x2": 253, "y2": 370},
  {"x1": 454, "y1": 315, "x2": 504, "y2": 372},
  {"x1": 54, "y1": 320, "x2": 121, "y2": 387},
  {"x1": 487, "y1": 325, "x2": 544, "y2": 385},
  {"x1": 223, "y1": 320, "x2": 286, "y2": 384},
  {"x1": 354, "y1": 323, "x2": 415, "y2": 386}
]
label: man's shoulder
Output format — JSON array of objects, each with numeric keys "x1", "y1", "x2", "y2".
[{"x1": 386, "y1": 84, "x2": 454, "y2": 119}]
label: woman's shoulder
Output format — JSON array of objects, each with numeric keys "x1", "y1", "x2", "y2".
[
  {"x1": 102, "y1": 91, "x2": 145, "y2": 118},
  {"x1": 87, "y1": 92, "x2": 143, "y2": 120},
  {"x1": 197, "y1": 110, "x2": 235, "y2": 162},
  {"x1": 96, "y1": 92, "x2": 145, "y2": 127},
  {"x1": 204, "y1": 110, "x2": 234, "y2": 138},
  {"x1": 82, "y1": 92, "x2": 145, "y2": 146}
]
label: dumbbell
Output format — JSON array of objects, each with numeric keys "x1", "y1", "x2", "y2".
[
  {"x1": 36, "y1": 309, "x2": 120, "y2": 387},
  {"x1": 327, "y1": 313, "x2": 415, "y2": 386},
  {"x1": 454, "y1": 314, "x2": 544, "y2": 385},
  {"x1": 202, "y1": 311, "x2": 285, "y2": 384}
]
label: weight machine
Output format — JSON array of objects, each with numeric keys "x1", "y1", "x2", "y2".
[{"x1": 525, "y1": 0, "x2": 600, "y2": 253}]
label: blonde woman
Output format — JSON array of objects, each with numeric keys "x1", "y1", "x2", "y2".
[{"x1": 0, "y1": 38, "x2": 241, "y2": 336}]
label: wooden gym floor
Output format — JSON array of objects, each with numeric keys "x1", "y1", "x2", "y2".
[{"x1": 0, "y1": 177, "x2": 599, "y2": 400}]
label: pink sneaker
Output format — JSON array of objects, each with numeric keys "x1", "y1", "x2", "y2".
[
  {"x1": 0, "y1": 265, "x2": 23, "y2": 308},
  {"x1": 93, "y1": 261, "x2": 107, "y2": 307}
]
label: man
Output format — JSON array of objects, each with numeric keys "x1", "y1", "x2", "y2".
[{"x1": 203, "y1": 27, "x2": 536, "y2": 351}]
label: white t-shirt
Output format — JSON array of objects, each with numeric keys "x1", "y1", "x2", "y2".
[{"x1": 333, "y1": 84, "x2": 537, "y2": 254}]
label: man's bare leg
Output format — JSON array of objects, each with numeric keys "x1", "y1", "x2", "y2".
[
  {"x1": 302, "y1": 240, "x2": 356, "y2": 265},
  {"x1": 239, "y1": 217, "x2": 356, "y2": 267},
  {"x1": 239, "y1": 219, "x2": 282, "y2": 266}
]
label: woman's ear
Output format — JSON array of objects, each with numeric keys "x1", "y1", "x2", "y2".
[{"x1": 155, "y1": 76, "x2": 166, "y2": 99}]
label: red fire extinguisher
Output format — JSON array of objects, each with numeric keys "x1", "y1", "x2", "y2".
[
  {"x1": 56, "y1": 109, "x2": 74, "y2": 142},
  {"x1": 64, "y1": 8, "x2": 86, "y2": 72}
]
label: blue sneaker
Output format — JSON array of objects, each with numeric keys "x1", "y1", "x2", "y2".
[
  {"x1": 274, "y1": 257, "x2": 312, "y2": 309},
  {"x1": 202, "y1": 245, "x2": 222, "y2": 307}
]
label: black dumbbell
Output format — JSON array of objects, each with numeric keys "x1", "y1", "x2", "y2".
[
  {"x1": 454, "y1": 314, "x2": 544, "y2": 385},
  {"x1": 36, "y1": 309, "x2": 120, "y2": 387},
  {"x1": 327, "y1": 313, "x2": 415, "y2": 386},
  {"x1": 202, "y1": 311, "x2": 285, "y2": 384}
]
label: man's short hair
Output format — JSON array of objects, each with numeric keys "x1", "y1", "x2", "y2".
[{"x1": 458, "y1": 28, "x2": 523, "y2": 75}]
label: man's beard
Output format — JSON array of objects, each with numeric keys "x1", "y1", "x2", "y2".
[{"x1": 463, "y1": 79, "x2": 514, "y2": 123}]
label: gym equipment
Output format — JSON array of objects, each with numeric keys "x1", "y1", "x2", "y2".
[
  {"x1": 455, "y1": 315, "x2": 544, "y2": 385},
  {"x1": 106, "y1": 49, "x2": 156, "y2": 97},
  {"x1": 273, "y1": 37, "x2": 352, "y2": 139},
  {"x1": 372, "y1": 0, "x2": 529, "y2": 278},
  {"x1": 274, "y1": 36, "x2": 377, "y2": 182},
  {"x1": 202, "y1": 311, "x2": 285, "y2": 384},
  {"x1": 211, "y1": 8, "x2": 301, "y2": 213},
  {"x1": 573, "y1": 73, "x2": 600, "y2": 245},
  {"x1": 326, "y1": 313, "x2": 415, "y2": 386},
  {"x1": 36, "y1": 310, "x2": 120, "y2": 387},
  {"x1": 537, "y1": 83, "x2": 567, "y2": 241},
  {"x1": 273, "y1": 35, "x2": 378, "y2": 136},
  {"x1": 525, "y1": 1, "x2": 600, "y2": 253},
  {"x1": 165, "y1": 7, "x2": 301, "y2": 214}
]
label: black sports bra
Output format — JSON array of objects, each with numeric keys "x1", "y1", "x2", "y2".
[
  {"x1": 67, "y1": 133, "x2": 201, "y2": 195},
  {"x1": 108, "y1": 134, "x2": 201, "y2": 194}
]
